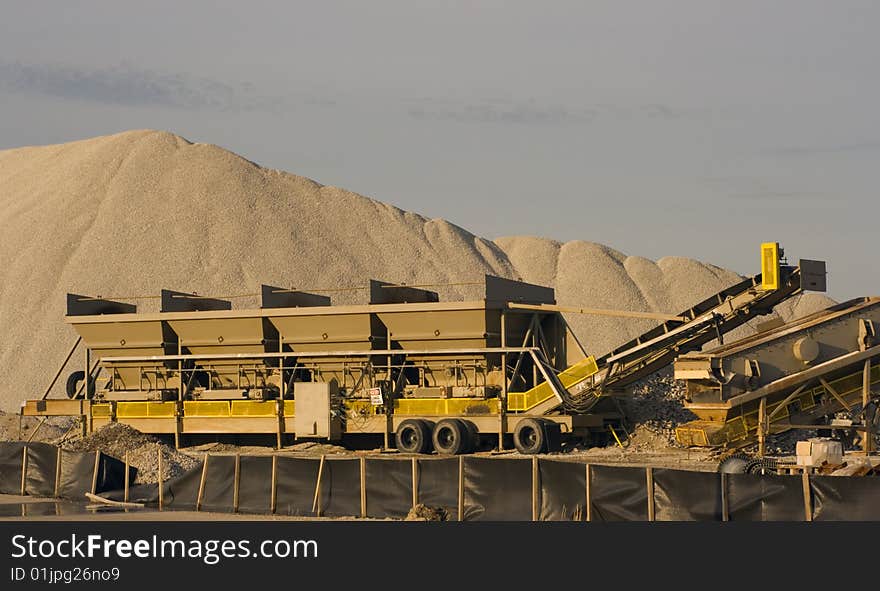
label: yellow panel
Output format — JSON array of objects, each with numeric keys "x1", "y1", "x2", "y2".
[
  {"x1": 117, "y1": 401, "x2": 177, "y2": 418},
  {"x1": 760, "y1": 242, "x2": 780, "y2": 291},
  {"x1": 344, "y1": 399, "x2": 380, "y2": 416},
  {"x1": 394, "y1": 398, "x2": 500, "y2": 416},
  {"x1": 90, "y1": 403, "x2": 113, "y2": 418},
  {"x1": 231, "y1": 400, "x2": 277, "y2": 417},
  {"x1": 183, "y1": 401, "x2": 230, "y2": 417},
  {"x1": 283, "y1": 400, "x2": 295, "y2": 417},
  {"x1": 507, "y1": 356, "x2": 598, "y2": 411}
]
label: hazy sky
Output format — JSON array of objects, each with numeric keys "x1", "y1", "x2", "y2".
[{"x1": 1, "y1": 1, "x2": 877, "y2": 300}]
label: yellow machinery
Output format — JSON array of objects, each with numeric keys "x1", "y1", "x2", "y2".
[{"x1": 24, "y1": 246, "x2": 826, "y2": 454}]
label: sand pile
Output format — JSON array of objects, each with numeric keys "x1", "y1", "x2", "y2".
[
  {"x1": 63, "y1": 423, "x2": 201, "y2": 483},
  {"x1": 0, "y1": 130, "x2": 834, "y2": 411}
]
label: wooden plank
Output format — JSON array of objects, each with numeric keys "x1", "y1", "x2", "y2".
[
  {"x1": 85, "y1": 492, "x2": 143, "y2": 508},
  {"x1": 20, "y1": 446, "x2": 28, "y2": 496},
  {"x1": 270, "y1": 455, "x2": 278, "y2": 514},
  {"x1": 90, "y1": 450, "x2": 100, "y2": 495},
  {"x1": 54, "y1": 448, "x2": 63, "y2": 498},
  {"x1": 458, "y1": 456, "x2": 464, "y2": 522},
  {"x1": 123, "y1": 451, "x2": 130, "y2": 503},
  {"x1": 720, "y1": 472, "x2": 729, "y2": 522},
  {"x1": 196, "y1": 455, "x2": 210, "y2": 511},
  {"x1": 531, "y1": 456, "x2": 540, "y2": 521},
  {"x1": 233, "y1": 454, "x2": 241, "y2": 513},
  {"x1": 801, "y1": 470, "x2": 813, "y2": 522},
  {"x1": 585, "y1": 463, "x2": 591, "y2": 522},
  {"x1": 312, "y1": 455, "x2": 326, "y2": 517},
  {"x1": 157, "y1": 445, "x2": 164, "y2": 509},
  {"x1": 411, "y1": 457, "x2": 418, "y2": 510},
  {"x1": 359, "y1": 456, "x2": 367, "y2": 518}
]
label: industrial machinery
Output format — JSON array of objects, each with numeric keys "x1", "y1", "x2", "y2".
[
  {"x1": 675, "y1": 295, "x2": 880, "y2": 451},
  {"x1": 23, "y1": 244, "x2": 826, "y2": 454}
]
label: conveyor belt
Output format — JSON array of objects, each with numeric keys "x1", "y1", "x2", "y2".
[{"x1": 555, "y1": 264, "x2": 810, "y2": 413}]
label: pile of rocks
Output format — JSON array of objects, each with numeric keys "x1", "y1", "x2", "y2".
[
  {"x1": 622, "y1": 370, "x2": 697, "y2": 448},
  {"x1": 64, "y1": 423, "x2": 200, "y2": 484}
]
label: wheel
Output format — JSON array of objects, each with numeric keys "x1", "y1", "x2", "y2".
[
  {"x1": 432, "y1": 419, "x2": 473, "y2": 455},
  {"x1": 717, "y1": 454, "x2": 751, "y2": 474},
  {"x1": 65, "y1": 370, "x2": 95, "y2": 399},
  {"x1": 460, "y1": 419, "x2": 479, "y2": 453},
  {"x1": 745, "y1": 458, "x2": 778, "y2": 475},
  {"x1": 543, "y1": 421, "x2": 562, "y2": 453},
  {"x1": 396, "y1": 419, "x2": 432, "y2": 454},
  {"x1": 513, "y1": 418, "x2": 548, "y2": 454}
]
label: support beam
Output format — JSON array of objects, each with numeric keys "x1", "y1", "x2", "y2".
[
  {"x1": 758, "y1": 397, "x2": 767, "y2": 457},
  {"x1": 819, "y1": 377, "x2": 852, "y2": 412},
  {"x1": 508, "y1": 302, "x2": 686, "y2": 322},
  {"x1": 767, "y1": 383, "x2": 810, "y2": 421},
  {"x1": 725, "y1": 344, "x2": 880, "y2": 409}
]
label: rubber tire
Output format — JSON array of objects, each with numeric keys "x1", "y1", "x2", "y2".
[
  {"x1": 65, "y1": 370, "x2": 95, "y2": 399},
  {"x1": 460, "y1": 419, "x2": 479, "y2": 453},
  {"x1": 718, "y1": 454, "x2": 751, "y2": 474},
  {"x1": 513, "y1": 418, "x2": 548, "y2": 455},
  {"x1": 543, "y1": 421, "x2": 562, "y2": 453},
  {"x1": 396, "y1": 419, "x2": 432, "y2": 454},
  {"x1": 745, "y1": 458, "x2": 777, "y2": 475},
  {"x1": 432, "y1": 419, "x2": 473, "y2": 455}
]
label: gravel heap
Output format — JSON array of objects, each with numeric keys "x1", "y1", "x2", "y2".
[
  {"x1": 405, "y1": 504, "x2": 449, "y2": 521},
  {"x1": 63, "y1": 423, "x2": 201, "y2": 484},
  {"x1": 0, "y1": 410, "x2": 75, "y2": 443},
  {"x1": 621, "y1": 370, "x2": 696, "y2": 449},
  {"x1": 0, "y1": 130, "x2": 834, "y2": 411}
]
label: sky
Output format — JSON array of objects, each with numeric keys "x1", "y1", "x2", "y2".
[{"x1": 1, "y1": 1, "x2": 877, "y2": 300}]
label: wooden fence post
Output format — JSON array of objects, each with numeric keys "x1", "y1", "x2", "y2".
[
  {"x1": 585, "y1": 463, "x2": 591, "y2": 522},
  {"x1": 411, "y1": 457, "x2": 418, "y2": 510},
  {"x1": 123, "y1": 451, "x2": 130, "y2": 503},
  {"x1": 359, "y1": 456, "x2": 367, "y2": 518},
  {"x1": 720, "y1": 472, "x2": 729, "y2": 522},
  {"x1": 457, "y1": 456, "x2": 464, "y2": 522},
  {"x1": 90, "y1": 450, "x2": 100, "y2": 495},
  {"x1": 20, "y1": 447, "x2": 28, "y2": 496},
  {"x1": 196, "y1": 454, "x2": 210, "y2": 511},
  {"x1": 54, "y1": 448, "x2": 63, "y2": 498},
  {"x1": 646, "y1": 466, "x2": 655, "y2": 522},
  {"x1": 312, "y1": 455, "x2": 326, "y2": 517},
  {"x1": 270, "y1": 455, "x2": 278, "y2": 514},
  {"x1": 531, "y1": 456, "x2": 539, "y2": 521},
  {"x1": 233, "y1": 454, "x2": 241, "y2": 513},
  {"x1": 802, "y1": 470, "x2": 813, "y2": 522}
]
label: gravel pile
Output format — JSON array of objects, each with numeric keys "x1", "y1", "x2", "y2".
[
  {"x1": 0, "y1": 410, "x2": 76, "y2": 443},
  {"x1": 63, "y1": 423, "x2": 201, "y2": 484},
  {"x1": 405, "y1": 504, "x2": 448, "y2": 521},
  {"x1": 0, "y1": 129, "x2": 835, "y2": 412},
  {"x1": 621, "y1": 370, "x2": 696, "y2": 449}
]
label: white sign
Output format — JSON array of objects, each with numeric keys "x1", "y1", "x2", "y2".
[{"x1": 369, "y1": 388, "x2": 384, "y2": 405}]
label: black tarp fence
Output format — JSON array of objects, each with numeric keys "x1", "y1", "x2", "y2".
[
  {"x1": 2, "y1": 442, "x2": 879, "y2": 520},
  {"x1": 0, "y1": 442, "x2": 129, "y2": 498}
]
